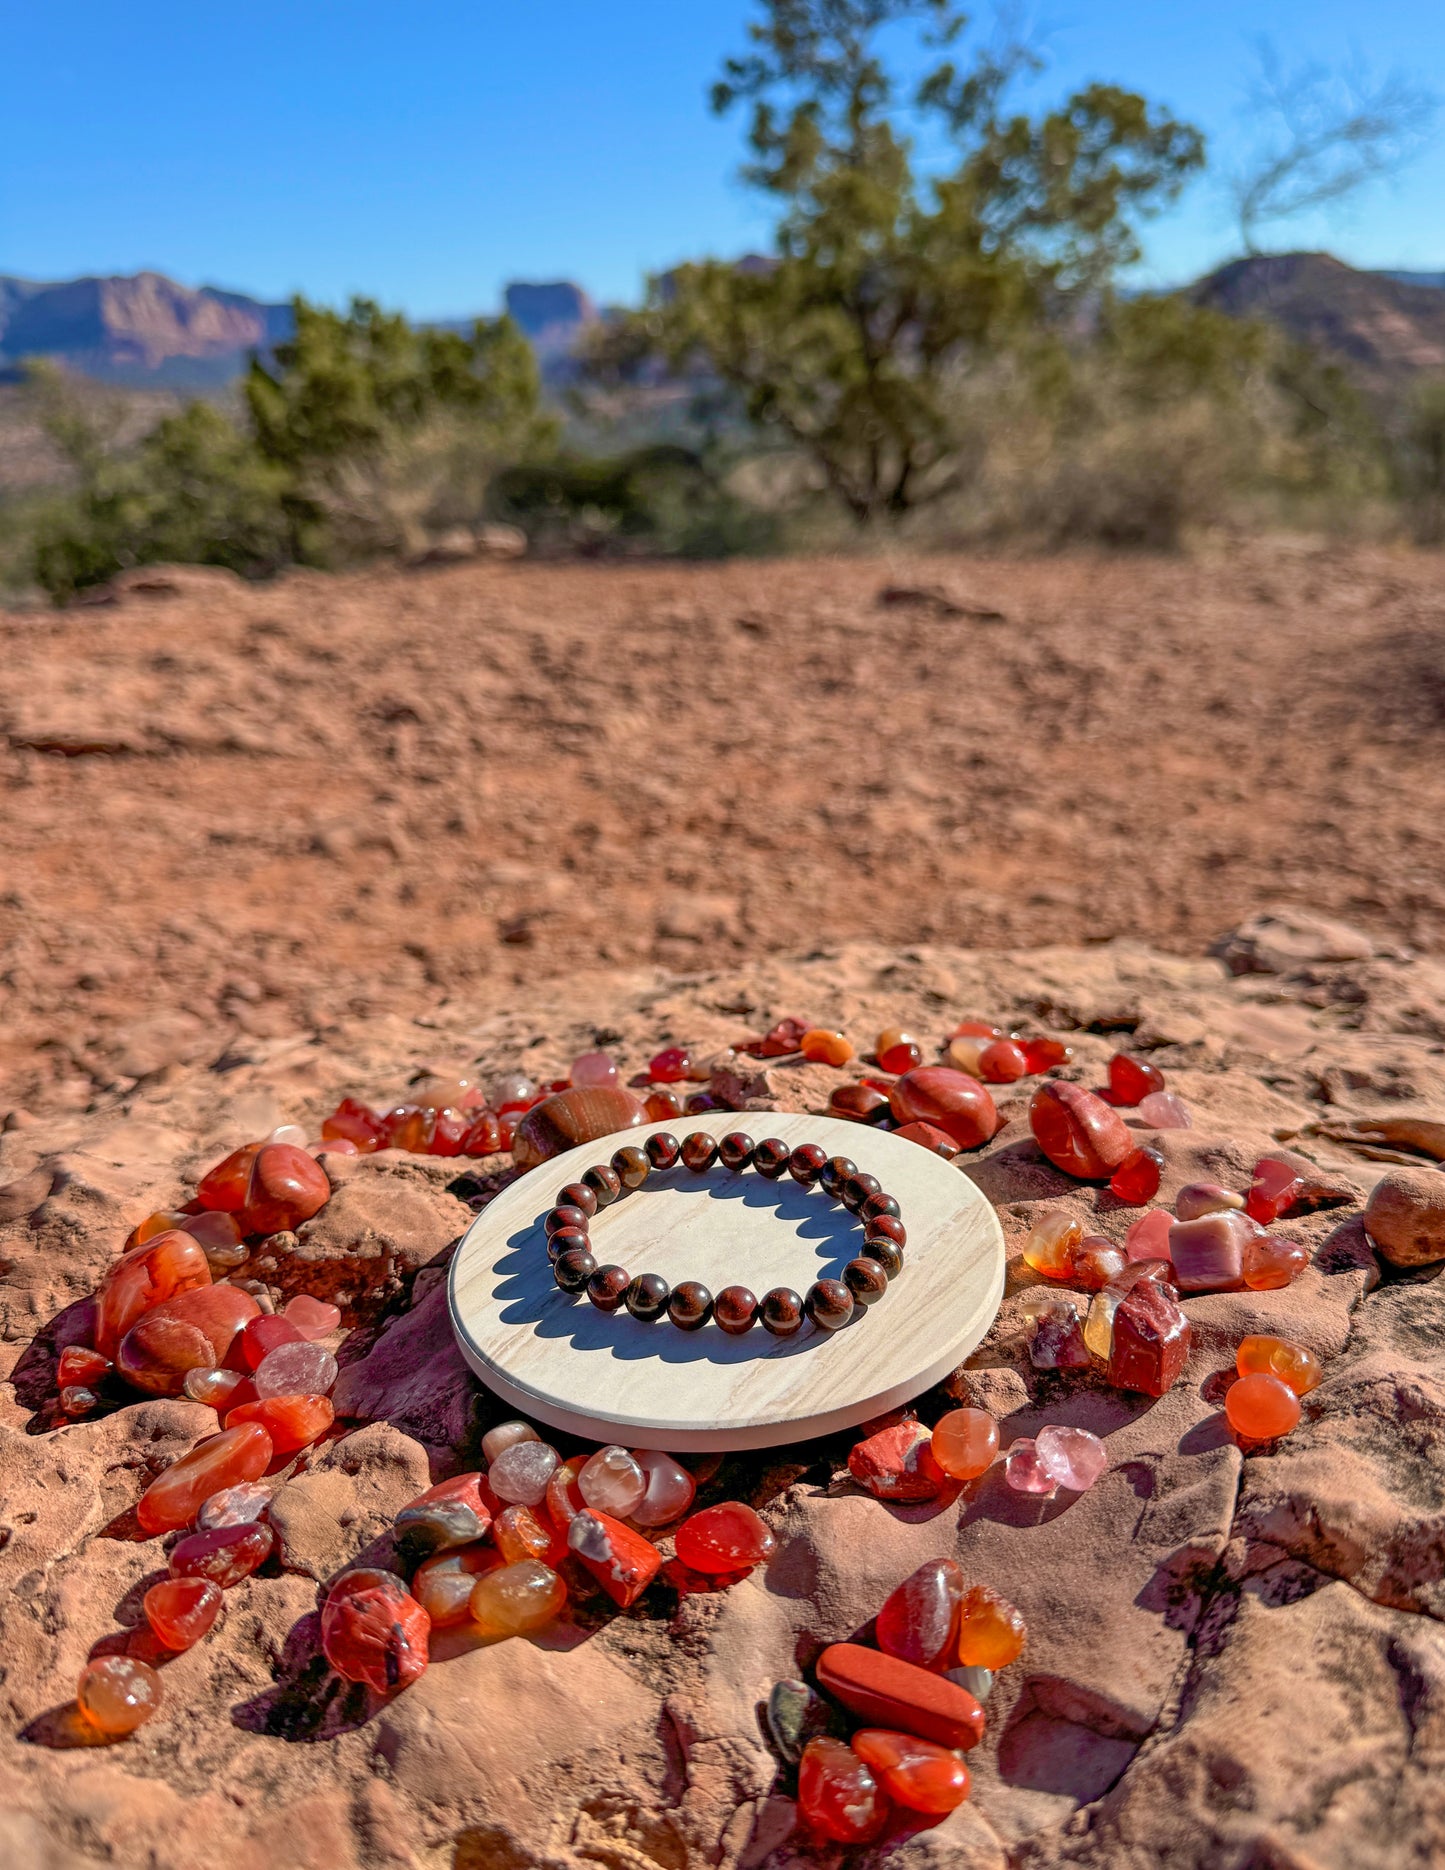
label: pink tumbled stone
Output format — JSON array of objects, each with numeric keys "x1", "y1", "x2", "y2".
[
  {"x1": 1168, "y1": 1211, "x2": 1261, "y2": 1292},
  {"x1": 571, "y1": 1052, "x2": 619, "y2": 1088},
  {"x1": 283, "y1": 1294, "x2": 342, "y2": 1340},
  {"x1": 630, "y1": 1450, "x2": 696, "y2": 1527},
  {"x1": 1138, "y1": 1091, "x2": 1192, "y2": 1130},
  {"x1": 197, "y1": 1481, "x2": 272, "y2": 1530},
  {"x1": 1125, "y1": 1208, "x2": 1175, "y2": 1262},
  {"x1": 489, "y1": 1439, "x2": 559, "y2": 1505},
  {"x1": 252, "y1": 1339, "x2": 339, "y2": 1400},
  {"x1": 1035, "y1": 1424, "x2": 1108, "y2": 1493},
  {"x1": 1004, "y1": 1439, "x2": 1056, "y2": 1496},
  {"x1": 1174, "y1": 1182, "x2": 1244, "y2": 1222}
]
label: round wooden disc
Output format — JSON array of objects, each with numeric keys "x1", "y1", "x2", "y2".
[{"x1": 448, "y1": 1111, "x2": 1005, "y2": 1451}]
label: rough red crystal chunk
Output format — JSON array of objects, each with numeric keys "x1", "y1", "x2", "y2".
[
  {"x1": 95, "y1": 1232, "x2": 212, "y2": 1360},
  {"x1": 876, "y1": 1559, "x2": 963, "y2": 1670},
  {"x1": 1246, "y1": 1156, "x2": 1307, "y2": 1225},
  {"x1": 888, "y1": 1067, "x2": 997, "y2": 1151},
  {"x1": 241, "y1": 1143, "x2": 331, "y2": 1234},
  {"x1": 144, "y1": 1575, "x2": 223, "y2": 1650},
  {"x1": 321, "y1": 1567, "x2": 430, "y2": 1692},
  {"x1": 169, "y1": 1517, "x2": 275, "y2": 1586},
  {"x1": 674, "y1": 1501, "x2": 776, "y2": 1574},
  {"x1": 1106, "y1": 1279, "x2": 1191, "y2": 1397},
  {"x1": 798, "y1": 1738, "x2": 890, "y2": 1844},
  {"x1": 136, "y1": 1423, "x2": 274, "y2": 1534},
  {"x1": 815, "y1": 1643, "x2": 986, "y2": 1750},
  {"x1": 1029, "y1": 1082, "x2": 1133, "y2": 1179},
  {"x1": 567, "y1": 1508, "x2": 663, "y2": 1605},
  {"x1": 1106, "y1": 1052, "x2": 1166, "y2": 1105},
  {"x1": 1109, "y1": 1146, "x2": 1164, "y2": 1205}
]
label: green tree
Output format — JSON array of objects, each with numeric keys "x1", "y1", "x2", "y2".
[{"x1": 589, "y1": 0, "x2": 1205, "y2": 522}]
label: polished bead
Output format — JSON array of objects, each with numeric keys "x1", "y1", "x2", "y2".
[
  {"x1": 547, "y1": 1225, "x2": 590, "y2": 1263},
  {"x1": 842, "y1": 1172, "x2": 883, "y2": 1214},
  {"x1": 169, "y1": 1517, "x2": 274, "y2": 1586},
  {"x1": 611, "y1": 1145, "x2": 650, "y2": 1190},
  {"x1": 645, "y1": 1131, "x2": 681, "y2": 1169},
  {"x1": 804, "y1": 1279, "x2": 855, "y2": 1331},
  {"x1": 979, "y1": 1039, "x2": 1028, "y2": 1084},
  {"x1": 862, "y1": 1237, "x2": 904, "y2": 1278},
  {"x1": 116, "y1": 1284, "x2": 261, "y2": 1396},
  {"x1": 876, "y1": 1558, "x2": 963, "y2": 1669},
  {"x1": 144, "y1": 1575, "x2": 223, "y2": 1650},
  {"x1": 321, "y1": 1098, "x2": 387, "y2": 1152},
  {"x1": 253, "y1": 1340, "x2": 338, "y2": 1399},
  {"x1": 668, "y1": 1280, "x2": 714, "y2": 1330},
  {"x1": 558, "y1": 1182, "x2": 598, "y2": 1218},
  {"x1": 843, "y1": 1257, "x2": 889, "y2": 1306},
  {"x1": 545, "y1": 1204, "x2": 590, "y2": 1237},
  {"x1": 553, "y1": 1247, "x2": 597, "y2": 1293},
  {"x1": 137, "y1": 1423, "x2": 273, "y2": 1534},
  {"x1": 413, "y1": 1541, "x2": 503, "y2": 1624},
  {"x1": 579, "y1": 1445, "x2": 647, "y2": 1517},
  {"x1": 1226, "y1": 1371, "x2": 1302, "y2": 1440},
  {"x1": 96, "y1": 1232, "x2": 212, "y2": 1361},
  {"x1": 1004, "y1": 1438, "x2": 1056, "y2": 1495},
  {"x1": 493, "y1": 1503, "x2": 567, "y2": 1568},
  {"x1": 1107, "y1": 1052, "x2": 1165, "y2": 1105},
  {"x1": 1036, "y1": 1424, "x2": 1108, "y2": 1492},
  {"x1": 1246, "y1": 1156, "x2": 1306, "y2": 1225},
  {"x1": 568, "y1": 1509, "x2": 662, "y2": 1605},
  {"x1": 625, "y1": 1272, "x2": 671, "y2": 1321},
  {"x1": 649, "y1": 1045, "x2": 692, "y2": 1082},
  {"x1": 512, "y1": 1088, "x2": 647, "y2": 1170},
  {"x1": 768, "y1": 1678, "x2": 837, "y2": 1763},
  {"x1": 752, "y1": 1137, "x2": 792, "y2": 1179},
  {"x1": 239, "y1": 1314, "x2": 303, "y2": 1370},
  {"x1": 483, "y1": 1420, "x2": 539, "y2": 1464},
  {"x1": 283, "y1": 1293, "x2": 342, "y2": 1340},
  {"x1": 718, "y1": 1131, "x2": 755, "y2": 1170},
  {"x1": 849, "y1": 1420, "x2": 945, "y2": 1500},
  {"x1": 815, "y1": 1643, "x2": 985, "y2": 1750},
  {"x1": 800, "y1": 1028, "x2": 854, "y2": 1066},
  {"x1": 76, "y1": 1655, "x2": 162, "y2": 1735},
  {"x1": 197, "y1": 1143, "x2": 260, "y2": 1213},
  {"x1": 1073, "y1": 1236, "x2": 1128, "y2": 1290},
  {"x1": 1110, "y1": 1146, "x2": 1165, "y2": 1205},
  {"x1": 1026, "y1": 1294, "x2": 1091, "y2": 1368},
  {"x1": 1030, "y1": 1082, "x2": 1133, "y2": 1179},
  {"x1": 1021, "y1": 1036, "x2": 1073, "y2": 1072},
  {"x1": 784, "y1": 1145, "x2": 825, "y2": 1191},
  {"x1": 1125, "y1": 1207, "x2": 1175, "y2": 1262},
  {"x1": 1022, "y1": 1211, "x2": 1083, "y2": 1279},
  {"x1": 470, "y1": 1558, "x2": 568, "y2": 1635},
  {"x1": 675, "y1": 1500, "x2": 775, "y2": 1574},
  {"x1": 242, "y1": 1143, "x2": 331, "y2": 1235},
  {"x1": 889, "y1": 1067, "x2": 998, "y2": 1151},
  {"x1": 572, "y1": 1051, "x2": 619, "y2": 1088},
  {"x1": 393, "y1": 1497, "x2": 485, "y2": 1568},
  {"x1": 1139, "y1": 1090, "x2": 1192, "y2": 1129},
  {"x1": 828, "y1": 1083, "x2": 893, "y2": 1124},
  {"x1": 714, "y1": 1284, "x2": 759, "y2": 1333},
  {"x1": 1107, "y1": 1277, "x2": 1192, "y2": 1396},
  {"x1": 930, "y1": 1408, "x2": 999, "y2": 1480},
  {"x1": 582, "y1": 1163, "x2": 624, "y2": 1206},
  {"x1": 1168, "y1": 1212, "x2": 1258, "y2": 1291},
  {"x1": 1236, "y1": 1335, "x2": 1323, "y2": 1394},
  {"x1": 1243, "y1": 1232, "x2": 1309, "y2": 1289},
  {"x1": 226, "y1": 1394, "x2": 333, "y2": 1456},
  {"x1": 631, "y1": 1450, "x2": 696, "y2": 1526},
  {"x1": 197, "y1": 1481, "x2": 270, "y2": 1530},
  {"x1": 861, "y1": 1192, "x2": 901, "y2": 1225},
  {"x1": 488, "y1": 1439, "x2": 559, "y2": 1505},
  {"x1": 183, "y1": 1366, "x2": 254, "y2": 1411},
  {"x1": 322, "y1": 1567, "x2": 429, "y2": 1691},
  {"x1": 852, "y1": 1728, "x2": 971, "y2": 1815},
  {"x1": 894, "y1": 1121, "x2": 959, "y2": 1157},
  {"x1": 798, "y1": 1737, "x2": 890, "y2": 1844},
  {"x1": 819, "y1": 1155, "x2": 857, "y2": 1198},
  {"x1": 876, "y1": 1027, "x2": 924, "y2": 1074},
  {"x1": 956, "y1": 1584, "x2": 1027, "y2": 1669},
  {"x1": 759, "y1": 1286, "x2": 804, "y2": 1335},
  {"x1": 680, "y1": 1131, "x2": 720, "y2": 1172}
]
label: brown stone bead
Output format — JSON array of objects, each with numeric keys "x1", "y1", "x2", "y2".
[
  {"x1": 611, "y1": 1146, "x2": 651, "y2": 1190},
  {"x1": 714, "y1": 1285, "x2": 759, "y2": 1334},
  {"x1": 719, "y1": 1132, "x2": 756, "y2": 1170},
  {"x1": 865, "y1": 1213, "x2": 907, "y2": 1251},
  {"x1": 587, "y1": 1264, "x2": 632, "y2": 1312},
  {"x1": 681, "y1": 1131, "x2": 720, "y2": 1172},
  {"x1": 547, "y1": 1225, "x2": 591, "y2": 1263},
  {"x1": 668, "y1": 1281, "x2": 714, "y2": 1330},
  {"x1": 582, "y1": 1163, "x2": 623, "y2": 1206},
  {"x1": 753, "y1": 1138, "x2": 791, "y2": 1180},
  {"x1": 625, "y1": 1273, "x2": 670, "y2": 1321},
  {"x1": 829, "y1": 1084, "x2": 893, "y2": 1125},
  {"x1": 545, "y1": 1205, "x2": 589, "y2": 1237},
  {"x1": 842, "y1": 1172, "x2": 883, "y2": 1214},
  {"x1": 805, "y1": 1279, "x2": 856, "y2": 1331},
  {"x1": 820, "y1": 1156, "x2": 858, "y2": 1199},
  {"x1": 861, "y1": 1192, "x2": 901, "y2": 1224},
  {"x1": 865, "y1": 1238, "x2": 904, "y2": 1278},
  {"x1": 645, "y1": 1132, "x2": 681, "y2": 1170},
  {"x1": 789, "y1": 1143, "x2": 829, "y2": 1186},
  {"x1": 511, "y1": 1087, "x2": 648, "y2": 1170},
  {"x1": 760, "y1": 1287, "x2": 805, "y2": 1336},
  {"x1": 844, "y1": 1257, "x2": 890, "y2": 1305},
  {"x1": 553, "y1": 1247, "x2": 597, "y2": 1293},
  {"x1": 559, "y1": 1181, "x2": 598, "y2": 1217}
]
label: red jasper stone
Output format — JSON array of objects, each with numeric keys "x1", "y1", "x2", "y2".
[
  {"x1": 169, "y1": 1518, "x2": 274, "y2": 1587},
  {"x1": 144, "y1": 1575, "x2": 223, "y2": 1650},
  {"x1": 1020, "y1": 1036, "x2": 1073, "y2": 1073},
  {"x1": 815, "y1": 1643, "x2": 986, "y2": 1750},
  {"x1": 1109, "y1": 1146, "x2": 1164, "y2": 1204},
  {"x1": 197, "y1": 1143, "x2": 260, "y2": 1213},
  {"x1": 225, "y1": 1394, "x2": 334, "y2": 1455},
  {"x1": 241, "y1": 1143, "x2": 331, "y2": 1234},
  {"x1": 876, "y1": 1559, "x2": 963, "y2": 1670},
  {"x1": 888, "y1": 1068, "x2": 998, "y2": 1151},
  {"x1": 893, "y1": 1121, "x2": 959, "y2": 1158},
  {"x1": 137, "y1": 1423, "x2": 274, "y2": 1534},
  {"x1": 321, "y1": 1567, "x2": 430, "y2": 1693},
  {"x1": 798, "y1": 1738, "x2": 890, "y2": 1844},
  {"x1": 979, "y1": 1039, "x2": 1028, "y2": 1083},
  {"x1": 674, "y1": 1501, "x2": 776, "y2": 1574},
  {"x1": 851, "y1": 1728, "x2": 971, "y2": 1814},
  {"x1": 649, "y1": 1046, "x2": 692, "y2": 1082},
  {"x1": 828, "y1": 1083, "x2": 892, "y2": 1124},
  {"x1": 95, "y1": 1232, "x2": 212, "y2": 1360},
  {"x1": 321, "y1": 1098, "x2": 387, "y2": 1153},
  {"x1": 1107, "y1": 1279, "x2": 1192, "y2": 1397},
  {"x1": 848, "y1": 1420, "x2": 945, "y2": 1501},
  {"x1": 58, "y1": 1346, "x2": 109, "y2": 1389},
  {"x1": 1246, "y1": 1156, "x2": 1307, "y2": 1225},
  {"x1": 116, "y1": 1284, "x2": 260, "y2": 1395},
  {"x1": 1107, "y1": 1052, "x2": 1166, "y2": 1106},
  {"x1": 1029, "y1": 1082, "x2": 1134, "y2": 1179},
  {"x1": 239, "y1": 1314, "x2": 303, "y2": 1370},
  {"x1": 567, "y1": 1508, "x2": 663, "y2": 1606}
]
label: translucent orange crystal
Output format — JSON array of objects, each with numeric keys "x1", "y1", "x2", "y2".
[
  {"x1": 1225, "y1": 1372, "x2": 1301, "y2": 1441},
  {"x1": 851, "y1": 1728, "x2": 971, "y2": 1814},
  {"x1": 76, "y1": 1655, "x2": 162, "y2": 1735},
  {"x1": 136, "y1": 1422, "x2": 274, "y2": 1534},
  {"x1": 929, "y1": 1408, "x2": 999, "y2": 1481},
  {"x1": 95, "y1": 1232, "x2": 212, "y2": 1360},
  {"x1": 144, "y1": 1576, "x2": 223, "y2": 1650},
  {"x1": 955, "y1": 1585, "x2": 1026, "y2": 1670},
  {"x1": 1235, "y1": 1335, "x2": 1322, "y2": 1395},
  {"x1": 469, "y1": 1559, "x2": 567, "y2": 1636}
]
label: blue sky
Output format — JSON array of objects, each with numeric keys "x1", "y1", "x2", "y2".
[{"x1": 3, "y1": 1, "x2": 1442, "y2": 316}]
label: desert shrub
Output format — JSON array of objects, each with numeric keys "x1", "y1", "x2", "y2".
[{"x1": 1393, "y1": 376, "x2": 1445, "y2": 545}]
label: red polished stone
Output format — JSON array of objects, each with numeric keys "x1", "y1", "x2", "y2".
[
  {"x1": 1243, "y1": 1232, "x2": 1309, "y2": 1290},
  {"x1": 893, "y1": 1121, "x2": 959, "y2": 1158},
  {"x1": 739, "y1": 1016, "x2": 811, "y2": 1058},
  {"x1": 137, "y1": 1423, "x2": 274, "y2": 1534},
  {"x1": 177, "y1": 1209, "x2": 247, "y2": 1264},
  {"x1": 1073, "y1": 1236, "x2": 1129, "y2": 1291},
  {"x1": 225, "y1": 1393, "x2": 334, "y2": 1455},
  {"x1": 1246, "y1": 1156, "x2": 1307, "y2": 1225},
  {"x1": 168, "y1": 1516, "x2": 275, "y2": 1586},
  {"x1": 144, "y1": 1575, "x2": 223, "y2": 1650},
  {"x1": 567, "y1": 1508, "x2": 663, "y2": 1606},
  {"x1": 798, "y1": 1738, "x2": 890, "y2": 1844},
  {"x1": 58, "y1": 1345, "x2": 109, "y2": 1389},
  {"x1": 649, "y1": 1046, "x2": 692, "y2": 1082},
  {"x1": 321, "y1": 1567, "x2": 430, "y2": 1693},
  {"x1": 381, "y1": 1105, "x2": 436, "y2": 1152},
  {"x1": 674, "y1": 1501, "x2": 775, "y2": 1575},
  {"x1": 76, "y1": 1655, "x2": 162, "y2": 1735},
  {"x1": 1109, "y1": 1146, "x2": 1164, "y2": 1205},
  {"x1": 1029, "y1": 1082, "x2": 1134, "y2": 1179},
  {"x1": 979, "y1": 1039, "x2": 1028, "y2": 1083},
  {"x1": 1107, "y1": 1278, "x2": 1192, "y2": 1397},
  {"x1": 1106, "y1": 1052, "x2": 1166, "y2": 1105},
  {"x1": 1020, "y1": 1036, "x2": 1073, "y2": 1073},
  {"x1": 239, "y1": 1314, "x2": 304, "y2": 1370},
  {"x1": 184, "y1": 1365, "x2": 256, "y2": 1410},
  {"x1": 851, "y1": 1728, "x2": 971, "y2": 1815},
  {"x1": 848, "y1": 1421, "x2": 945, "y2": 1501},
  {"x1": 197, "y1": 1143, "x2": 259, "y2": 1213},
  {"x1": 876, "y1": 1030, "x2": 924, "y2": 1074},
  {"x1": 427, "y1": 1109, "x2": 471, "y2": 1156},
  {"x1": 888, "y1": 1068, "x2": 997, "y2": 1151},
  {"x1": 320, "y1": 1098, "x2": 387, "y2": 1153},
  {"x1": 643, "y1": 1087, "x2": 684, "y2": 1120},
  {"x1": 95, "y1": 1232, "x2": 212, "y2": 1360},
  {"x1": 816, "y1": 1643, "x2": 986, "y2": 1750},
  {"x1": 241, "y1": 1143, "x2": 331, "y2": 1234},
  {"x1": 460, "y1": 1110, "x2": 503, "y2": 1155},
  {"x1": 828, "y1": 1083, "x2": 892, "y2": 1124},
  {"x1": 876, "y1": 1559, "x2": 963, "y2": 1670},
  {"x1": 116, "y1": 1284, "x2": 261, "y2": 1395}
]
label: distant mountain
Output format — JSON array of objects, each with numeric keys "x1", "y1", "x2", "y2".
[
  {"x1": 1385, "y1": 271, "x2": 1445, "y2": 292},
  {"x1": 1192, "y1": 252, "x2": 1445, "y2": 389}
]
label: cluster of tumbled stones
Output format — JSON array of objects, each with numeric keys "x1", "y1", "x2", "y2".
[{"x1": 544, "y1": 1131, "x2": 908, "y2": 1335}]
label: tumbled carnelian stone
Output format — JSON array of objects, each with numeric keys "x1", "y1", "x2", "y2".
[
  {"x1": 1107, "y1": 1052, "x2": 1166, "y2": 1105},
  {"x1": 675, "y1": 1502, "x2": 775, "y2": 1575},
  {"x1": 799, "y1": 1738, "x2": 890, "y2": 1844},
  {"x1": 76, "y1": 1655, "x2": 162, "y2": 1735},
  {"x1": 137, "y1": 1422, "x2": 274, "y2": 1534},
  {"x1": 184, "y1": 1365, "x2": 255, "y2": 1410},
  {"x1": 95, "y1": 1232, "x2": 212, "y2": 1361},
  {"x1": 1020, "y1": 1036, "x2": 1073, "y2": 1073},
  {"x1": 469, "y1": 1558, "x2": 568, "y2": 1636},
  {"x1": 169, "y1": 1516, "x2": 275, "y2": 1586},
  {"x1": 568, "y1": 1509, "x2": 663, "y2": 1605},
  {"x1": 544, "y1": 1455, "x2": 587, "y2": 1532},
  {"x1": 1110, "y1": 1147, "x2": 1164, "y2": 1205},
  {"x1": 889, "y1": 1067, "x2": 997, "y2": 1150},
  {"x1": 127, "y1": 1209, "x2": 191, "y2": 1248},
  {"x1": 461, "y1": 1110, "x2": 503, "y2": 1155},
  {"x1": 801, "y1": 1028, "x2": 854, "y2": 1066},
  {"x1": 1226, "y1": 1372, "x2": 1302, "y2": 1441},
  {"x1": 144, "y1": 1575, "x2": 223, "y2": 1650},
  {"x1": 1243, "y1": 1233, "x2": 1309, "y2": 1290},
  {"x1": 649, "y1": 1045, "x2": 693, "y2": 1082},
  {"x1": 955, "y1": 1585, "x2": 1026, "y2": 1669},
  {"x1": 1021, "y1": 1212, "x2": 1083, "y2": 1279},
  {"x1": 413, "y1": 1542, "x2": 504, "y2": 1625},
  {"x1": 241, "y1": 1143, "x2": 331, "y2": 1234},
  {"x1": 321, "y1": 1098, "x2": 387, "y2": 1152},
  {"x1": 894, "y1": 1121, "x2": 959, "y2": 1158},
  {"x1": 1236, "y1": 1335, "x2": 1322, "y2": 1394},
  {"x1": 979, "y1": 1039, "x2": 1028, "y2": 1083},
  {"x1": 322, "y1": 1567, "x2": 430, "y2": 1691},
  {"x1": 876, "y1": 1027, "x2": 923, "y2": 1074},
  {"x1": 225, "y1": 1394, "x2": 333, "y2": 1456},
  {"x1": 930, "y1": 1408, "x2": 999, "y2": 1481},
  {"x1": 851, "y1": 1728, "x2": 971, "y2": 1815},
  {"x1": 494, "y1": 1503, "x2": 568, "y2": 1568},
  {"x1": 876, "y1": 1559, "x2": 963, "y2": 1670},
  {"x1": 239, "y1": 1314, "x2": 303, "y2": 1370},
  {"x1": 1029, "y1": 1082, "x2": 1133, "y2": 1179},
  {"x1": 828, "y1": 1083, "x2": 892, "y2": 1124},
  {"x1": 197, "y1": 1143, "x2": 259, "y2": 1213},
  {"x1": 116, "y1": 1284, "x2": 260, "y2": 1396},
  {"x1": 58, "y1": 1345, "x2": 110, "y2": 1389}
]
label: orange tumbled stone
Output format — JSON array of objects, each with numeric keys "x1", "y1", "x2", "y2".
[
  {"x1": 136, "y1": 1422, "x2": 274, "y2": 1534},
  {"x1": 1021, "y1": 1212, "x2": 1083, "y2": 1280},
  {"x1": 95, "y1": 1232, "x2": 212, "y2": 1360},
  {"x1": 241, "y1": 1143, "x2": 331, "y2": 1234},
  {"x1": 413, "y1": 1541, "x2": 504, "y2": 1625},
  {"x1": 798, "y1": 1738, "x2": 890, "y2": 1844},
  {"x1": 1029, "y1": 1082, "x2": 1133, "y2": 1180},
  {"x1": 494, "y1": 1503, "x2": 567, "y2": 1567},
  {"x1": 1236, "y1": 1335, "x2": 1322, "y2": 1395},
  {"x1": 930, "y1": 1408, "x2": 999, "y2": 1481},
  {"x1": 197, "y1": 1143, "x2": 259, "y2": 1213},
  {"x1": 1225, "y1": 1371, "x2": 1301, "y2": 1441},
  {"x1": 852, "y1": 1728, "x2": 971, "y2": 1814},
  {"x1": 144, "y1": 1575, "x2": 223, "y2": 1650},
  {"x1": 469, "y1": 1558, "x2": 568, "y2": 1636},
  {"x1": 875, "y1": 1027, "x2": 923, "y2": 1074},
  {"x1": 321, "y1": 1097, "x2": 387, "y2": 1152},
  {"x1": 955, "y1": 1584, "x2": 1026, "y2": 1670},
  {"x1": 76, "y1": 1655, "x2": 162, "y2": 1736},
  {"x1": 568, "y1": 1509, "x2": 664, "y2": 1604},
  {"x1": 58, "y1": 1345, "x2": 109, "y2": 1389},
  {"x1": 127, "y1": 1209, "x2": 191, "y2": 1248},
  {"x1": 888, "y1": 1067, "x2": 997, "y2": 1151},
  {"x1": 1242, "y1": 1232, "x2": 1309, "y2": 1290},
  {"x1": 115, "y1": 1284, "x2": 260, "y2": 1396},
  {"x1": 801, "y1": 1027, "x2": 854, "y2": 1066},
  {"x1": 979, "y1": 1039, "x2": 1028, "y2": 1083},
  {"x1": 225, "y1": 1393, "x2": 334, "y2": 1456}
]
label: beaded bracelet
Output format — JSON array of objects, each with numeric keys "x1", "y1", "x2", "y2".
[{"x1": 542, "y1": 1130, "x2": 907, "y2": 1335}]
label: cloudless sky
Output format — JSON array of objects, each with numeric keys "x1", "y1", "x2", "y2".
[{"x1": 3, "y1": 1, "x2": 1443, "y2": 317}]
